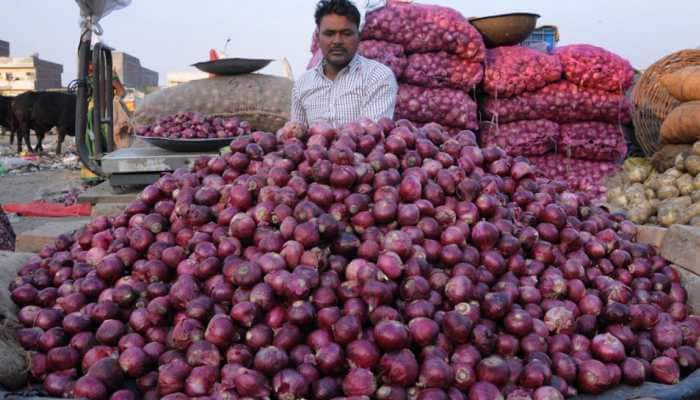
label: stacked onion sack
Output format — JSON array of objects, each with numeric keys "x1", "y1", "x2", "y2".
[
  {"x1": 10, "y1": 116, "x2": 700, "y2": 400},
  {"x1": 309, "y1": 1, "x2": 485, "y2": 132},
  {"x1": 481, "y1": 44, "x2": 635, "y2": 199}
]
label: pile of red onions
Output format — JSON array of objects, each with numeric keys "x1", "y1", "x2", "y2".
[
  {"x1": 362, "y1": 2, "x2": 485, "y2": 61},
  {"x1": 11, "y1": 117, "x2": 700, "y2": 400},
  {"x1": 482, "y1": 46, "x2": 563, "y2": 98},
  {"x1": 482, "y1": 81, "x2": 633, "y2": 125},
  {"x1": 136, "y1": 112, "x2": 252, "y2": 140},
  {"x1": 559, "y1": 122, "x2": 628, "y2": 162},
  {"x1": 403, "y1": 52, "x2": 483, "y2": 91},
  {"x1": 479, "y1": 120, "x2": 560, "y2": 157},
  {"x1": 396, "y1": 85, "x2": 479, "y2": 130},
  {"x1": 554, "y1": 45, "x2": 635, "y2": 93},
  {"x1": 529, "y1": 155, "x2": 621, "y2": 200}
]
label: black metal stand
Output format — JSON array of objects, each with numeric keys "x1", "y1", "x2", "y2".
[{"x1": 75, "y1": 32, "x2": 115, "y2": 177}]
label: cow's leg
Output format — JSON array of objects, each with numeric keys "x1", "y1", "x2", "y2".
[
  {"x1": 16, "y1": 124, "x2": 28, "y2": 153},
  {"x1": 9, "y1": 129, "x2": 14, "y2": 145},
  {"x1": 35, "y1": 130, "x2": 45, "y2": 153},
  {"x1": 56, "y1": 129, "x2": 65, "y2": 155}
]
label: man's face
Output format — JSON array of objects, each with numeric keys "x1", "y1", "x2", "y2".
[{"x1": 317, "y1": 14, "x2": 359, "y2": 69}]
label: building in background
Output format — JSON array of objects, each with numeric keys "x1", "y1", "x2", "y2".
[
  {"x1": 112, "y1": 51, "x2": 159, "y2": 89},
  {"x1": 0, "y1": 40, "x2": 9, "y2": 57},
  {"x1": 0, "y1": 56, "x2": 63, "y2": 96},
  {"x1": 166, "y1": 70, "x2": 208, "y2": 87}
]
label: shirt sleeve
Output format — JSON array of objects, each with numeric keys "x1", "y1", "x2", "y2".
[
  {"x1": 361, "y1": 65, "x2": 398, "y2": 121},
  {"x1": 290, "y1": 80, "x2": 307, "y2": 125}
]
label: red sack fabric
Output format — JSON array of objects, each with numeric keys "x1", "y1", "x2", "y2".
[
  {"x1": 362, "y1": 2, "x2": 485, "y2": 61},
  {"x1": 403, "y1": 52, "x2": 483, "y2": 91},
  {"x1": 555, "y1": 44, "x2": 635, "y2": 92},
  {"x1": 480, "y1": 119, "x2": 560, "y2": 156},
  {"x1": 395, "y1": 84, "x2": 478, "y2": 129},
  {"x1": 358, "y1": 40, "x2": 408, "y2": 78},
  {"x1": 559, "y1": 122, "x2": 628, "y2": 162},
  {"x1": 3, "y1": 201, "x2": 92, "y2": 217},
  {"x1": 482, "y1": 46, "x2": 563, "y2": 98},
  {"x1": 482, "y1": 81, "x2": 633, "y2": 124},
  {"x1": 528, "y1": 154, "x2": 620, "y2": 200}
]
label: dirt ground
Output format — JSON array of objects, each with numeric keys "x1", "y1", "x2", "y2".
[{"x1": 0, "y1": 132, "x2": 90, "y2": 236}]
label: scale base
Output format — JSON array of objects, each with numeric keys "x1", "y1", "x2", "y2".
[{"x1": 101, "y1": 145, "x2": 218, "y2": 188}]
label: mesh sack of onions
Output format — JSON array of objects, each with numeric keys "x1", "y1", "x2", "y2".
[
  {"x1": 358, "y1": 40, "x2": 408, "y2": 79},
  {"x1": 10, "y1": 116, "x2": 700, "y2": 400},
  {"x1": 480, "y1": 119, "x2": 560, "y2": 156},
  {"x1": 555, "y1": 44, "x2": 635, "y2": 93},
  {"x1": 482, "y1": 81, "x2": 634, "y2": 124},
  {"x1": 403, "y1": 51, "x2": 483, "y2": 91},
  {"x1": 396, "y1": 84, "x2": 478, "y2": 129},
  {"x1": 530, "y1": 154, "x2": 620, "y2": 199},
  {"x1": 559, "y1": 122, "x2": 628, "y2": 162},
  {"x1": 362, "y1": 1, "x2": 485, "y2": 61},
  {"x1": 483, "y1": 46, "x2": 563, "y2": 98}
]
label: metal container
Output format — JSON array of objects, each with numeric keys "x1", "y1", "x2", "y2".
[
  {"x1": 192, "y1": 58, "x2": 273, "y2": 76},
  {"x1": 134, "y1": 135, "x2": 232, "y2": 153},
  {"x1": 469, "y1": 13, "x2": 540, "y2": 48}
]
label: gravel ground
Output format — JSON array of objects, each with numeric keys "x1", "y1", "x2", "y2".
[{"x1": 0, "y1": 133, "x2": 91, "y2": 236}]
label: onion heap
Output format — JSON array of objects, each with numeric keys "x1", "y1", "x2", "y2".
[
  {"x1": 11, "y1": 117, "x2": 700, "y2": 400},
  {"x1": 136, "y1": 112, "x2": 252, "y2": 140}
]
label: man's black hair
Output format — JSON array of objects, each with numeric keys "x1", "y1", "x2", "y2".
[{"x1": 314, "y1": 0, "x2": 361, "y2": 28}]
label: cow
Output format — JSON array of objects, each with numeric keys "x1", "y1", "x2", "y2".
[
  {"x1": 12, "y1": 91, "x2": 76, "y2": 154},
  {"x1": 0, "y1": 95, "x2": 15, "y2": 143}
]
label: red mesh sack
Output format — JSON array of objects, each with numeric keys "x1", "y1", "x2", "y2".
[
  {"x1": 358, "y1": 40, "x2": 408, "y2": 78},
  {"x1": 482, "y1": 81, "x2": 633, "y2": 124},
  {"x1": 559, "y1": 122, "x2": 628, "y2": 162},
  {"x1": 403, "y1": 52, "x2": 483, "y2": 91},
  {"x1": 483, "y1": 46, "x2": 563, "y2": 97},
  {"x1": 555, "y1": 44, "x2": 635, "y2": 92},
  {"x1": 395, "y1": 84, "x2": 478, "y2": 129},
  {"x1": 362, "y1": 2, "x2": 485, "y2": 61},
  {"x1": 529, "y1": 154, "x2": 619, "y2": 200},
  {"x1": 480, "y1": 119, "x2": 560, "y2": 156}
]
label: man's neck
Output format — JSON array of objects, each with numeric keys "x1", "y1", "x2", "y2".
[{"x1": 322, "y1": 59, "x2": 350, "y2": 81}]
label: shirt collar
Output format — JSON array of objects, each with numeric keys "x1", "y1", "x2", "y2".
[{"x1": 316, "y1": 54, "x2": 363, "y2": 79}]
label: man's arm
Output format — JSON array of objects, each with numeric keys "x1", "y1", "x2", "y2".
[
  {"x1": 290, "y1": 81, "x2": 307, "y2": 124},
  {"x1": 361, "y1": 67, "x2": 398, "y2": 121}
]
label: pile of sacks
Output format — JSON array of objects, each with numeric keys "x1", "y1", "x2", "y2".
[{"x1": 479, "y1": 44, "x2": 635, "y2": 198}]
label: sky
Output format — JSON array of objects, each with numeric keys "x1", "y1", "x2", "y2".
[{"x1": 2, "y1": 0, "x2": 700, "y2": 86}]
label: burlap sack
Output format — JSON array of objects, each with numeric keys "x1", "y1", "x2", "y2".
[
  {"x1": 0, "y1": 252, "x2": 35, "y2": 391},
  {"x1": 133, "y1": 74, "x2": 292, "y2": 133}
]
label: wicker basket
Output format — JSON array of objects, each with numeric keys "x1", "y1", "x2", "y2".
[{"x1": 631, "y1": 49, "x2": 700, "y2": 156}]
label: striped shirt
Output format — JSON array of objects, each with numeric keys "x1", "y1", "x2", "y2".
[{"x1": 291, "y1": 54, "x2": 398, "y2": 127}]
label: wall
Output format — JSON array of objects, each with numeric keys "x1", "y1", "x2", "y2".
[
  {"x1": 0, "y1": 40, "x2": 9, "y2": 57},
  {"x1": 0, "y1": 56, "x2": 63, "y2": 96},
  {"x1": 112, "y1": 51, "x2": 159, "y2": 89}
]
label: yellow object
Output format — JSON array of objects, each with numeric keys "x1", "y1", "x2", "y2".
[{"x1": 80, "y1": 166, "x2": 99, "y2": 181}]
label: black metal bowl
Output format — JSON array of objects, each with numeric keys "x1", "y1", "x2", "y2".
[
  {"x1": 469, "y1": 13, "x2": 540, "y2": 48},
  {"x1": 192, "y1": 58, "x2": 273, "y2": 76},
  {"x1": 135, "y1": 136, "x2": 233, "y2": 153}
]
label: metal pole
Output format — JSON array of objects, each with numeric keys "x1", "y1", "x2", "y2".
[
  {"x1": 75, "y1": 29, "x2": 103, "y2": 175},
  {"x1": 92, "y1": 43, "x2": 103, "y2": 159},
  {"x1": 104, "y1": 50, "x2": 115, "y2": 152}
]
